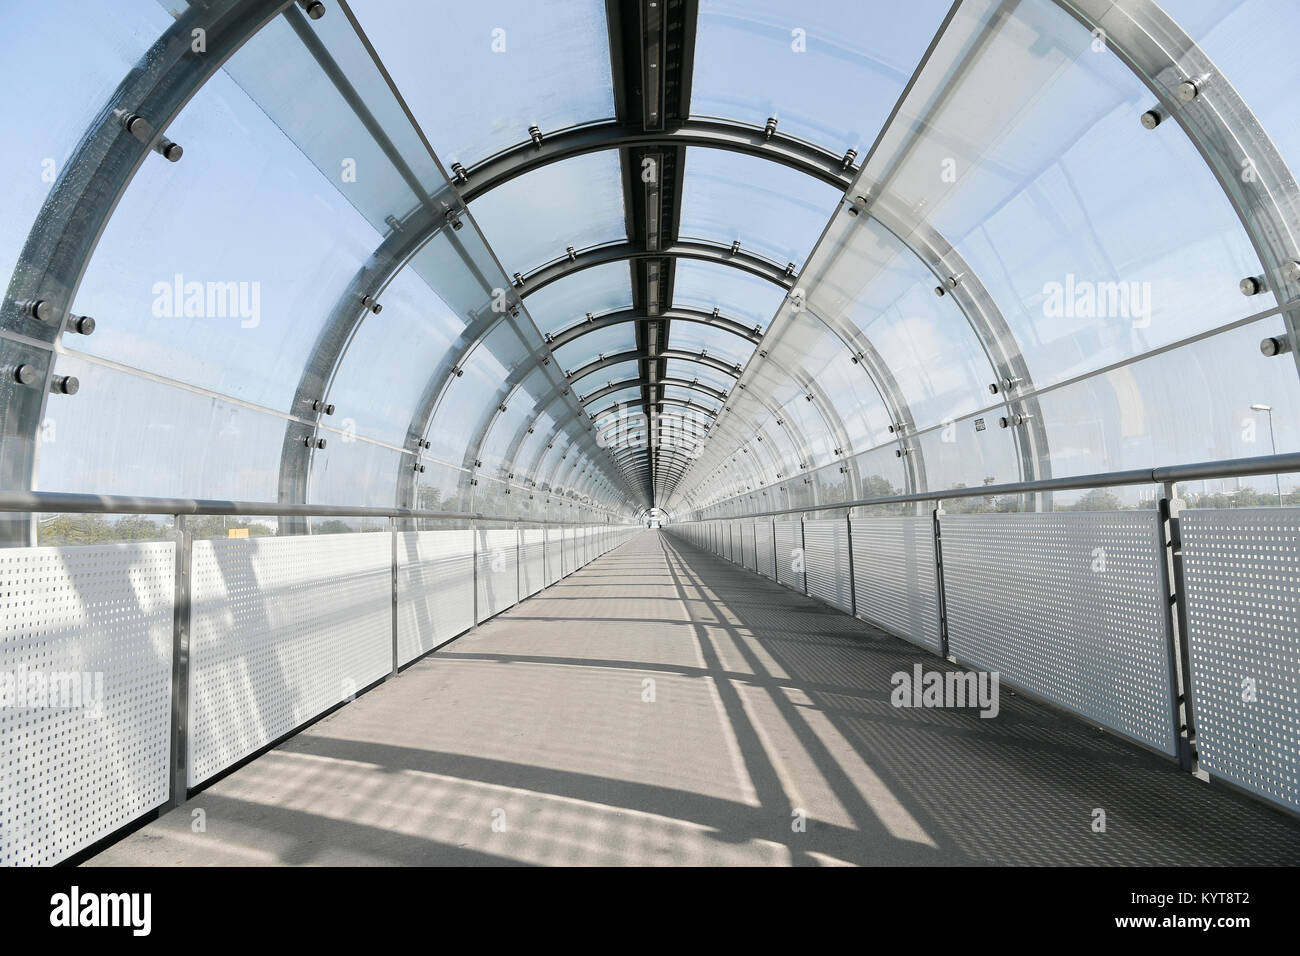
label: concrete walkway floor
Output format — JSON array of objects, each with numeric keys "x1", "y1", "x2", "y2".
[{"x1": 89, "y1": 531, "x2": 1300, "y2": 866}]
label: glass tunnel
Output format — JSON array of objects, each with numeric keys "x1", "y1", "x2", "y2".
[{"x1": 2, "y1": 0, "x2": 1299, "y2": 877}]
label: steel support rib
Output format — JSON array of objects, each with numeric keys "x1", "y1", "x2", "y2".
[
  {"x1": 0, "y1": 0, "x2": 291, "y2": 545},
  {"x1": 547, "y1": 307, "x2": 760, "y2": 350}
]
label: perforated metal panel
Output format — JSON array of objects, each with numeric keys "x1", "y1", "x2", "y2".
[
  {"x1": 851, "y1": 515, "x2": 942, "y2": 653},
  {"x1": 476, "y1": 527, "x2": 520, "y2": 621},
  {"x1": 755, "y1": 520, "x2": 775, "y2": 579},
  {"x1": 545, "y1": 527, "x2": 563, "y2": 586},
  {"x1": 396, "y1": 529, "x2": 474, "y2": 666},
  {"x1": 189, "y1": 533, "x2": 392, "y2": 786},
  {"x1": 563, "y1": 527, "x2": 576, "y2": 575},
  {"x1": 1180, "y1": 507, "x2": 1300, "y2": 811},
  {"x1": 519, "y1": 528, "x2": 546, "y2": 598},
  {"x1": 774, "y1": 520, "x2": 805, "y2": 592},
  {"x1": 942, "y1": 511, "x2": 1176, "y2": 755},
  {"x1": 1, "y1": 543, "x2": 174, "y2": 866},
  {"x1": 803, "y1": 519, "x2": 853, "y2": 613},
  {"x1": 742, "y1": 521, "x2": 757, "y2": 571}
]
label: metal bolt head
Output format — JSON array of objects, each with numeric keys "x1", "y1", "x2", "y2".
[
  {"x1": 1260, "y1": 335, "x2": 1292, "y2": 357},
  {"x1": 1283, "y1": 260, "x2": 1300, "y2": 284},
  {"x1": 1139, "y1": 109, "x2": 1162, "y2": 130},
  {"x1": 303, "y1": 0, "x2": 326, "y2": 19},
  {"x1": 1240, "y1": 276, "x2": 1265, "y2": 296},
  {"x1": 26, "y1": 299, "x2": 52, "y2": 323},
  {"x1": 160, "y1": 141, "x2": 183, "y2": 162},
  {"x1": 14, "y1": 364, "x2": 37, "y2": 386},
  {"x1": 1176, "y1": 79, "x2": 1198, "y2": 102},
  {"x1": 934, "y1": 286, "x2": 945, "y2": 297},
  {"x1": 71, "y1": 315, "x2": 96, "y2": 335},
  {"x1": 55, "y1": 375, "x2": 79, "y2": 395}
]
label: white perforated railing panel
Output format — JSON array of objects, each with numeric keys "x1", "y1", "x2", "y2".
[
  {"x1": 742, "y1": 521, "x2": 756, "y2": 571},
  {"x1": 476, "y1": 528, "x2": 519, "y2": 622},
  {"x1": 851, "y1": 515, "x2": 941, "y2": 653},
  {"x1": 1180, "y1": 508, "x2": 1300, "y2": 811},
  {"x1": 1, "y1": 543, "x2": 174, "y2": 866},
  {"x1": 755, "y1": 521, "x2": 775, "y2": 579},
  {"x1": 804, "y1": 519, "x2": 853, "y2": 613},
  {"x1": 396, "y1": 529, "x2": 474, "y2": 666},
  {"x1": 941, "y1": 511, "x2": 1177, "y2": 755},
  {"x1": 520, "y1": 529, "x2": 546, "y2": 598},
  {"x1": 774, "y1": 520, "x2": 804, "y2": 591},
  {"x1": 564, "y1": 527, "x2": 577, "y2": 575},
  {"x1": 545, "y1": 528, "x2": 562, "y2": 585},
  {"x1": 188, "y1": 533, "x2": 392, "y2": 785}
]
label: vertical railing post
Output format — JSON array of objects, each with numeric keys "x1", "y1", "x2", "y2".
[
  {"x1": 166, "y1": 513, "x2": 193, "y2": 810},
  {"x1": 470, "y1": 516, "x2": 479, "y2": 625},
  {"x1": 845, "y1": 512, "x2": 857, "y2": 618},
  {"x1": 1159, "y1": 482, "x2": 1199, "y2": 771},
  {"x1": 771, "y1": 518, "x2": 778, "y2": 580},
  {"x1": 389, "y1": 516, "x2": 399, "y2": 678},
  {"x1": 933, "y1": 504, "x2": 950, "y2": 660},
  {"x1": 799, "y1": 514, "x2": 808, "y2": 594}
]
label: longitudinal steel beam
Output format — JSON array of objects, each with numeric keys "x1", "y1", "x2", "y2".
[
  {"x1": 0, "y1": 0, "x2": 292, "y2": 545},
  {"x1": 580, "y1": 375, "x2": 728, "y2": 406}
]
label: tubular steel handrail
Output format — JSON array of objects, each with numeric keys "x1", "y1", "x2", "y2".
[{"x1": 677, "y1": 451, "x2": 1300, "y2": 521}]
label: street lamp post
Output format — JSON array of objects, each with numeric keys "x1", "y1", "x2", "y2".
[{"x1": 1250, "y1": 403, "x2": 1283, "y2": 505}]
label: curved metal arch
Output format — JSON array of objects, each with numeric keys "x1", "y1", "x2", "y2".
[
  {"x1": 547, "y1": 307, "x2": 761, "y2": 350},
  {"x1": 458, "y1": 118, "x2": 853, "y2": 203},
  {"x1": 0, "y1": 0, "x2": 294, "y2": 545},
  {"x1": 581, "y1": 375, "x2": 729, "y2": 407},
  {"x1": 517, "y1": 239, "x2": 793, "y2": 299},
  {"x1": 374, "y1": 124, "x2": 1031, "y2": 518}
]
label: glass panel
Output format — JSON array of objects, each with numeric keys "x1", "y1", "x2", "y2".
[
  {"x1": 858, "y1": 0, "x2": 1265, "y2": 389},
  {"x1": 0, "y1": 0, "x2": 169, "y2": 287},
  {"x1": 664, "y1": 358, "x2": 734, "y2": 392},
  {"x1": 67, "y1": 56, "x2": 380, "y2": 412},
  {"x1": 678, "y1": 148, "x2": 843, "y2": 268},
  {"x1": 525, "y1": 261, "x2": 633, "y2": 334},
  {"x1": 807, "y1": 216, "x2": 994, "y2": 431},
  {"x1": 667, "y1": 322, "x2": 756, "y2": 367},
  {"x1": 571, "y1": 359, "x2": 640, "y2": 393},
  {"x1": 469, "y1": 151, "x2": 626, "y2": 275},
  {"x1": 662, "y1": 384, "x2": 723, "y2": 410},
  {"x1": 689, "y1": 0, "x2": 952, "y2": 153},
  {"x1": 551, "y1": 323, "x2": 638, "y2": 372},
  {"x1": 671, "y1": 260, "x2": 786, "y2": 326},
  {"x1": 1160, "y1": 0, "x2": 1300, "y2": 179},
  {"x1": 326, "y1": 263, "x2": 463, "y2": 446},
  {"x1": 348, "y1": 0, "x2": 615, "y2": 167}
]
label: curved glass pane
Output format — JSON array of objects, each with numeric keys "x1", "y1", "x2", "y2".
[
  {"x1": 671, "y1": 260, "x2": 786, "y2": 325},
  {"x1": 678, "y1": 148, "x2": 843, "y2": 268},
  {"x1": 0, "y1": 0, "x2": 169, "y2": 287},
  {"x1": 68, "y1": 63, "x2": 379, "y2": 411},
  {"x1": 348, "y1": 0, "x2": 615, "y2": 167},
  {"x1": 667, "y1": 322, "x2": 756, "y2": 367},
  {"x1": 1160, "y1": 0, "x2": 1300, "y2": 180},
  {"x1": 690, "y1": 0, "x2": 952, "y2": 153},
  {"x1": 469, "y1": 151, "x2": 626, "y2": 275},
  {"x1": 551, "y1": 323, "x2": 637, "y2": 372},
  {"x1": 525, "y1": 261, "x2": 633, "y2": 334}
]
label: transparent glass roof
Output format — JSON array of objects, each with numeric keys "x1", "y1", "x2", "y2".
[
  {"x1": 552, "y1": 323, "x2": 637, "y2": 373},
  {"x1": 348, "y1": 0, "x2": 615, "y2": 167},
  {"x1": 677, "y1": 148, "x2": 843, "y2": 267},
  {"x1": 671, "y1": 260, "x2": 786, "y2": 326},
  {"x1": 668, "y1": 322, "x2": 756, "y2": 368},
  {"x1": 525, "y1": 262, "x2": 633, "y2": 335},
  {"x1": 6, "y1": 0, "x2": 1298, "y2": 525},
  {"x1": 469, "y1": 151, "x2": 627, "y2": 276},
  {"x1": 690, "y1": 0, "x2": 952, "y2": 153}
]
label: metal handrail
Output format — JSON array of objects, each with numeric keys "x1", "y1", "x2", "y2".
[
  {"x1": 0, "y1": 490, "x2": 626, "y2": 526},
  {"x1": 678, "y1": 450, "x2": 1300, "y2": 521}
]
